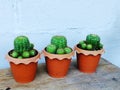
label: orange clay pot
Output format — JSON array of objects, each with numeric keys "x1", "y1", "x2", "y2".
[
  {"x1": 43, "y1": 50, "x2": 74, "y2": 78},
  {"x1": 75, "y1": 45, "x2": 104, "y2": 73},
  {"x1": 6, "y1": 50, "x2": 40, "y2": 83}
]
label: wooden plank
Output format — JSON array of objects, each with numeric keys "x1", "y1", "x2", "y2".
[{"x1": 0, "y1": 58, "x2": 120, "y2": 90}]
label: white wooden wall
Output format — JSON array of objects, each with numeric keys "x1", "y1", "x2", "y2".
[{"x1": 0, "y1": 0, "x2": 120, "y2": 68}]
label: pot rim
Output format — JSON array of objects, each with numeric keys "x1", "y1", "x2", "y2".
[
  {"x1": 43, "y1": 49, "x2": 74, "y2": 60},
  {"x1": 6, "y1": 50, "x2": 40, "y2": 65},
  {"x1": 75, "y1": 45, "x2": 104, "y2": 56}
]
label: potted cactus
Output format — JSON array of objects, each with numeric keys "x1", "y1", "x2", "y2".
[
  {"x1": 75, "y1": 34, "x2": 104, "y2": 73},
  {"x1": 43, "y1": 35, "x2": 74, "y2": 78},
  {"x1": 6, "y1": 36, "x2": 40, "y2": 83}
]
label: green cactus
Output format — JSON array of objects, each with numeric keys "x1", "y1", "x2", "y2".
[
  {"x1": 46, "y1": 35, "x2": 72, "y2": 54},
  {"x1": 17, "y1": 56, "x2": 23, "y2": 59},
  {"x1": 10, "y1": 51, "x2": 19, "y2": 58},
  {"x1": 46, "y1": 44, "x2": 57, "y2": 54},
  {"x1": 22, "y1": 51, "x2": 30, "y2": 58},
  {"x1": 56, "y1": 48, "x2": 65, "y2": 54},
  {"x1": 51, "y1": 35, "x2": 67, "y2": 49},
  {"x1": 86, "y1": 34, "x2": 100, "y2": 45},
  {"x1": 29, "y1": 43, "x2": 34, "y2": 50},
  {"x1": 86, "y1": 34, "x2": 100, "y2": 50},
  {"x1": 14, "y1": 36, "x2": 33, "y2": 54},
  {"x1": 29, "y1": 49, "x2": 36, "y2": 56},
  {"x1": 99, "y1": 43, "x2": 103, "y2": 49},
  {"x1": 78, "y1": 34, "x2": 103, "y2": 50},
  {"x1": 64, "y1": 47, "x2": 72, "y2": 54}
]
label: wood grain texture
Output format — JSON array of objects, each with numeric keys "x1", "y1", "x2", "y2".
[{"x1": 0, "y1": 58, "x2": 120, "y2": 90}]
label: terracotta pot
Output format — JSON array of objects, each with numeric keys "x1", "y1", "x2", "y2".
[
  {"x1": 75, "y1": 45, "x2": 104, "y2": 73},
  {"x1": 6, "y1": 50, "x2": 40, "y2": 83},
  {"x1": 43, "y1": 50, "x2": 74, "y2": 78}
]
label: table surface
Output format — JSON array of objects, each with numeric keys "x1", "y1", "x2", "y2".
[{"x1": 0, "y1": 58, "x2": 120, "y2": 90}]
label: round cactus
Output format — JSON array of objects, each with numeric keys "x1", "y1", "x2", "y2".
[
  {"x1": 29, "y1": 43, "x2": 34, "y2": 50},
  {"x1": 51, "y1": 35, "x2": 67, "y2": 49},
  {"x1": 22, "y1": 51, "x2": 30, "y2": 58},
  {"x1": 78, "y1": 34, "x2": 103, "y2": 50},
  {"x1": 64, "y1": 47, "x2": 72, "y2": 54},
  {"x1": 10, "y1": 51, "x2": 19, "y2": 58},
  {"x1": 56, "y1": 48, "x2": 65, "y2": 54},
  {"x1": 86, "y1": 34, "x2": 100, "y2": 45},
  {"x1": 46, "y1": 44, "x2": 57, "y2": 54},
  {"x1": 46, "y1": 35, "x2": 72, "y2": 54},
  {"x1": 14, "y1": 36, "x2": 33, "y2": 54},
  {"x1": 86, "y1": 34, "x2": 100, "y2": 50},
  {"x1": 99, "y1": 43, "x2": 103, "y2": 49}
]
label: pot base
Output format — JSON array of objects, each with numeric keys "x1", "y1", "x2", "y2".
[
  {"x1": 10, "y1": 62, "x2": 38, "y2": 83},
  {"x1": 45, "y1": 57, "x2": 71, "y2": 78},
  {"x1": 77, "y1": 53, "x2": 101, "y2": 73}
]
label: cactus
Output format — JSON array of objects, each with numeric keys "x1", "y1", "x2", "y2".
[
  {"x1": 10, "y1": 51, "x2": 19, "y2": 58},
  {"x1": 64, "y1": 47, "x2": 72, "y2": 54},
  {"x1": 51, "y1": 35, "x2": 67, "y2": 49},
  {"x1": 86, "y1": 34, "x2": 100, "y2": 50},
  {"x1": 86, "y1": 34, "x2": 100, "y2": 45},
  {"x1": 56, "y1": 48, "x2": 65, "y2": 54},
  {"x1": 22, "y1": 51, "x2": 30, "y2": 58},
  {"x1": 29, "y1": 43, "x2": 34, "y2": 50},
  {"x1": 14, "y1": 36, "x2": 33, "y2": 54},
  {"x1": 46, "y1": 35, "x2": 72, "y2": 54},
  {"x1": 46, "y1": 44, "x2": 57, "y2": 54},
  {"x1": 78, "y1": 34, "x2": 103, "y2": 50},
  {"x1": 10, "y1": 35, "x2": 36, "y2": 58}
]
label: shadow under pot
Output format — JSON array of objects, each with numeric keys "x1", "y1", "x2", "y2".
[
  {"x1": 43, "y1": 49, "x2": 74, "y2": 78},
  {"x1": 6, "y1": 50, "x2": 40, "y2": 83},
  {"x1": 75, "y1": 45, "x2": 104, "y2": 73}
]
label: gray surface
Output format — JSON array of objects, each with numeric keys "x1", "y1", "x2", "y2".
[{"x1": 0, "y1": 58, "x2": 120, "y2": 90}]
